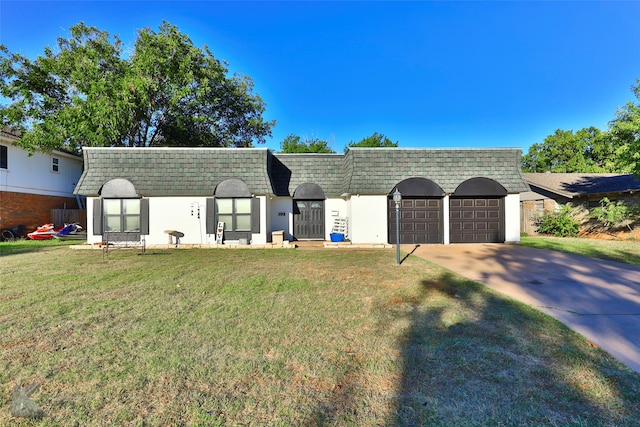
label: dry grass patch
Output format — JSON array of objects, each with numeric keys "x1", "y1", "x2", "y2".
[{"x1": 1, "y1": 244, "x2": 639, "y2": 426}]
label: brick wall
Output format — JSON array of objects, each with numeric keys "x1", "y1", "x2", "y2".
[{"x1": 0, "y1": 190, "x2": 79, "y2": 232}]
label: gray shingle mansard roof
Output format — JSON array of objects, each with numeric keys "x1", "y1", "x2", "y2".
[{"x1": 74, "y1": 147, "x2": 529, "y2": 197}]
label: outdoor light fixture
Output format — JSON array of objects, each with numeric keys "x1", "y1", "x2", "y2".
[
  {"x1": 392, "y1": 188, "x2": 402, "y2": 265},
  {"x1": 190, "y1": 202, "x2": 203, "y2": 245},
  {"x1": 190, "y1": 202, "x2": 201, "y2": 219}
]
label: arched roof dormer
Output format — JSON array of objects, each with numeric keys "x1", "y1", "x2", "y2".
[
  {"x1": 390, "y1": 177, "x2": 445, "y2": 197},
  {"x1": 215, "y1": 178, "x2": 251, "y2": 197},
  {"x1": 452, "y1": 177, "x2": 507, "y2": 197},
  {"x1": 99, "y1": 178, "x2": 138, "y2": 198},
  {"x1": 293, "y1": 183, "x2": 325, "y2": 200}
]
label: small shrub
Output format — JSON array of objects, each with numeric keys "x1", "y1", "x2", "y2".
[
  {"x1": 588, "y1": 197, "x2": 638, "y2": 231},
  {"x1": 536, "y1": 204, "x2": 580, "y2": 237}
]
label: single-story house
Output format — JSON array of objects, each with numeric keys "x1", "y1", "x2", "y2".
[
  {"x1": 73, "y1": 147, "x2": 529, "y2": 246},
  {"x1": 520, "y1": 173, "x2": 640, "y2": 234}
]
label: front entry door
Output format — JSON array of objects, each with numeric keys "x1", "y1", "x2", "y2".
[{"x1": 293, "y1": 200, "x2": 324, "y2": 239}]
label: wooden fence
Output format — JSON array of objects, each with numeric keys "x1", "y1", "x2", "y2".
[{"x1": 51, "y1": 209, "x2": 86, "y2": 228}]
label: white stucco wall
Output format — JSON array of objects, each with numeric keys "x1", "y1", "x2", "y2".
[
  {"x1": 0, "y1": 142, "x2": 82, "y2": 197},
  {"x1": 504, "y1": 193, "x2": 521, "y2": 242},
  {"x1": 85, "y1": 192, "x2": 522, "y2": 246},
  {"x1": 86, "y1": 197, "x2": 97, "y2": 244},
  {"x1": 148, "y1": 197, "x2": 211, "y2": 245},
  {"x1": 270, "y1": 197, "x2": 293, "y2": 240},
  {"x1": 87, "y1": 195, "x2": 270, "y2": 246},
  {"x1": 443, "y1": 195, "x2": 450, "y2": 245},
  {"x1": 324, "y1": 198, "x2": 348, "y2": 240},
  {"x1": 348, "y1": 195, "x2": 389, "y2": 244},
  {"x1": 251, "y1": 195, "x2": 268, "y2": 245}
]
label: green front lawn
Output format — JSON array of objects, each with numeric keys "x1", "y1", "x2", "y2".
[
  {"x1": 1, "y1": 243, "x2": 639, "y2": 426},
  {"x1": 520, "y1": 235, "x2": 640, "y2": 266}
]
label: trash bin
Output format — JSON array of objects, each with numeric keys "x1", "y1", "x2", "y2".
[
  {"x1": 272, "y1": 230, "x2": 284, "y2": 244},
  {"x1": 330, "y1": 233, "x2": 345, "y2": 242}
]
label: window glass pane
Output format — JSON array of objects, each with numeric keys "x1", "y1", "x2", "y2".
[
  {"x1": 218, "y1": 215, "x2": 233, "y2": 229},
  {"x1": 216, "y1": 199, "x2": 233, "y2": 213},
  {"x1": 0, "y1": 145, "x2": 7, "y2": 169},
  {"x1": 104, "y1": 199, "x2": 121, "y2": 215},
  {"x1": 123, "y1": 199, "x2": 140, "y2": 215},
  {"x1": 235, "y1": 198, "x2": 252, "y2": 213},
  {"x1": 105, "y1": 216, "x2": 121, "y2": 232},
  {"x1": 236, "y1": 215, "x2": 251, "y2": 231},
  {"x1": 124, "y1": 216, "x2": 140, "y2": 232}
]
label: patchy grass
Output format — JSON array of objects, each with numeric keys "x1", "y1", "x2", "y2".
[
  {"x1": 520, "y1": 235, "x2": 640, "y2": 266},
  {"x1": 1, "y1": 243, "x2": 639, "y2": 426}
]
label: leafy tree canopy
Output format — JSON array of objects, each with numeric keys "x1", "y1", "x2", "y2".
[
  {"x1": 279, "y1": 134, "x2": 334, "y2": 153},
  {"x1": 0, "y1": 21, "x2": 274, "y2": 153},
  {"x1": 609, "y1": 80, "x2": 640, "y2": 175},
  {"x1": 523, "y1": 79, "x2": 640, "y2": 175},
  {"x1": 521, "y1": 127, "x2": 625, "y2": 173},
  {"x1": 345, "y1": 132, "x2": 398, "y2": 152}
]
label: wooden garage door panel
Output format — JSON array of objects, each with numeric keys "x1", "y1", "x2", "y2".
[
  {"x1": 389, "y1": 197, "x2": 443, "y2": 244},
  {"x1": 450, "y1": 197, "x2": 504, "y2": 243}
]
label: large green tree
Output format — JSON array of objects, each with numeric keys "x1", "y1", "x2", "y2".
[
  {"x1": 521, "y1": 127, "x2": 623, "y2": 173},
  {"x1": 345, "y1": 132, "x2": 398, "y2": 152},
  {"x1": 279, "y1": 134, "x2": 334, "y2": 153},
  {"x1": 609, "y1": 80, "x2": 640, "y2": 175},
  {"x1": 0, "y1": 21, "x2": 274, "y2": 153}
]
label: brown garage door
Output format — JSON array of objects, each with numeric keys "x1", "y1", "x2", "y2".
[
  {"x1": 450, "y1": 198, "x2": 504, "y2": 243},
  {"x1": 388, "y1": 197, "x2": 443, "y2": 244}
]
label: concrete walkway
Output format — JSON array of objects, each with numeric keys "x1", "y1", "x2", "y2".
[{"x1": 407, "y1": 244, "x2": 640, "y2": 374}]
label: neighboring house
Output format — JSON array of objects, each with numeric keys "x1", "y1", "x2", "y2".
[
  {"x1": 74, "y1": 147, "x2": 529, "y2": 246},
  {"x1": 0, "y1": 130, "x2": 84, "y2": 234},
  {"x1": 520, "y1": 173, "x2": 640, "y2": 234}
]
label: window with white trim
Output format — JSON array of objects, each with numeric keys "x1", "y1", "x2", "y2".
[{"x1": 52, "y1": 157, "x2": 59, "y2": 172}]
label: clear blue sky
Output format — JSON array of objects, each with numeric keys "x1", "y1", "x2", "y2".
[{"x1": 2, "y1": 1, "x2": 640, "y2": 154}]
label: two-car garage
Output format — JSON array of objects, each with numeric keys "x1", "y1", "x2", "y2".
[{"x1": 388, "y1": 177, "x2": 507, "y2": 244}]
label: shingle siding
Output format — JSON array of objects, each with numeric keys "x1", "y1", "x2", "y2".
[{"x1": 75, "y1": 147, "x2": 529, "y2": 197}]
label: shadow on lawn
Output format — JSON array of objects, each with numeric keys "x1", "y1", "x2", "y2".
[
  {"x1": 0, "y1": 241, "x2": 74, "y2": 256},
  {"x1": 389, "y1": 270, "x2": 640, "y2": 426},
  {"x1": 522, "y1": 238, "x2": 640, "y2": 266}
]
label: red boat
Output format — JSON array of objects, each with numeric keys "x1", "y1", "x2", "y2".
[{"x1": 27, "y1": 223, "x2": 64, "y2": 240}]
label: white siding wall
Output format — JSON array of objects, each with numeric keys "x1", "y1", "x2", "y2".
[
  {"x1": 349, "y1": 195, "x2": 388, "y2": 244},
  {"x1": 504, "y1": 193, "x2": 521, "y2": 242},
  {"x1": 0, "y1": 143, "x2": 82, "y2": 197}
]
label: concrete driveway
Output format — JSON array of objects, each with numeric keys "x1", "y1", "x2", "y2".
[{"x1": 407, "y1": 244, "x2": 640, "y2": 374}]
